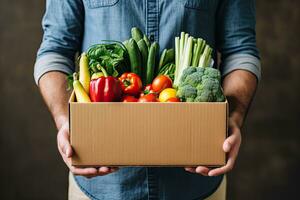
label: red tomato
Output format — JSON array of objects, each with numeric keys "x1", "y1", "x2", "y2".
[
  {"x1": 140, "y1": 84, "x2": 156, "y2": 97},
  {"x1": 138, "y1": 93, "x2": 158, "y2": 102},
  {"x1": 152, "y1": 75, "x2": 173, "y2": 93},
  {"x1": 122, "y1": 95, "x2": 138, "y2": 102},
  {"x1": 166, "y1": 97, "x2": 180, "y2": 102}
]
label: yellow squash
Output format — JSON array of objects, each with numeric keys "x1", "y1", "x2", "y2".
[
  {"x1": 79, "y1": 52, "x2": 91, "y2": 94},
  {"x1": 73, "y1": 73, "x2": 91, "y2": 103}
]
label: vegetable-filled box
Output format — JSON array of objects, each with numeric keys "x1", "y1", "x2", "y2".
[{"x1": 69, "y1": 92, "x2": 228, "y2": 167}]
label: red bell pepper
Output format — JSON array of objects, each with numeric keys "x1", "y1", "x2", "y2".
[
  {"x1": 119, "y1": 73, "x2": 142, "y2": 96},
  {"x1": 89, "y1": 66, "x2": 122, "y2": 102}
]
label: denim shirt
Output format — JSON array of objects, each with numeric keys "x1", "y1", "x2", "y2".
[{"x1": 34, "y1": 0, "x2": 261, "y2": 199}]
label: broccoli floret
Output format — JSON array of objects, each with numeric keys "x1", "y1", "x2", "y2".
[
  {"x1": 195, "y1": 78, "x2": 223, "y2": 102},
  {"x1": 194, "y1": 90, "x2": 214, "y2": 102},
  {"x1": 204, "y1": 67, "x2": 221, "y2": 81},
  {"x1": 177, "y1": 85, "x2": 197, "y2": 101},
  {"x1": 180, "y1": 67, "x2": 197, "y2": 83},
  {"x1": 196, "y1": 66, "x2": 205, "y2": 73},
  {"x1": 215, "y1": 88, "x2": 225, "y2": 102},
  {"x1": 184, "y1": 71, "x2": 203, "y2": 87},
  {"x1": 177, "y1": 66, "x2": 225, "y2": 102},
  {"x1": 186, "y1": 97, "x2": 195, "y2": 102}
]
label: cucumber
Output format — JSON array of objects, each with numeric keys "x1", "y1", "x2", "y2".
[
  {"x1": 126, "y1": 39, "x2": 142, "y2": 76},
  {"x1": 146, "y1": 42, "x2": 159, "y2": 84},
  {"x1": 137, "y1": 39, "x2": 149, "y2": 84},
  {"x1": 131, "y1": 27, "x2": 143, "y2": 42},
  {"x1": 158, "y1": 49, "x2": 167, "y2": 72},
  {"x1": 123, "y1": 40, "x2": 129, "y2": 46},
  {"x1": 158, "y1": 48, "x2": 175, "y2": 72},
  {"x1": 143, "y1": 34, "x2": 151, "y2": 49},
  {"x1": 165, "y1": 49, "x2": 175, "y2": 64}
]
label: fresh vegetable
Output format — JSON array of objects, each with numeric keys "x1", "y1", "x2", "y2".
[
  {"x1": 198, "y1": 45, "x2": 213, "y2": 68},
  {"x1": 146, "y1": 42, "x2": 159, "y2": 84},
  {"x1": 73, "y1": 72, "x2": 91, "y2": 103},
  {"x1": 125, "y1": 39, "x2": 142, "y2": 77},
  {"x1": 174, "y1": 32, "x2": 213, "y2": 87},
  {"x1": 137, "y1": 39, "x2": 149, "y2": 83},
  {"x1": 158, "y1": 49, "x2": 175, "y2": 72},
  {"x1": 152, "y1": 75, "x2": 172, "y2": 93},
  {"x1": 89, "y1": 66, "x2": 122, "y2": 102},
  {"x1": 140, "y1": 84, "x2": 156, "y2": 97},
  {"x1": 157, "y1": 48, "x2": 175, "y2": 80},
  {"x1": 176, "y1": 66, "x2": 225, "y2": 102},
  {"x1": 166, "y1": 97, "x2": 180, "y2": 102},
  {"x1": 143, "y1": 35, "x2": 151, "y2": 48},
  {"x1": 87, "y1": 42, "x2": 129, "y2": 77},
  {"x1": 159, "y1": 88, "x2": 177, "y2": 102},
  {"x1": 175, "y1": 37, "x2": 180, "y2": 69},
  {"x1": 91, "y1": 72, "x2": 104, "y2": 80},
  {"x1": 122, "y1": 95, "x2": 138, "y2": 102},
  {"x1": 158, "y1": 63, "x2": 176, "y2": 81},
  {"x1": 119, "y1": 73, "x2": 143, "y2": 96},
  {"x1": 131, "y1": 27, "x2": 143, "y2": 42},
  {"x1": 138, "y1": 93, "x2": 158, "y2": 102},
  {"x1": 79, "y1": 53, "x2": 91, "y2": 94}
]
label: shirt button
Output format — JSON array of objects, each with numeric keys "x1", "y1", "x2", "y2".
[{"x1": 150, "y1": 34, "x2": 154, "y2": 42}]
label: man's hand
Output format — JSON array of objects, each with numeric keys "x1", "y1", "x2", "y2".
[
  {"x1": 185, "y1": 69, "x2": 257, "y2": 176},
  {"x1": 57, "y1": 120, "x2": 118, "y2": 177},
  {"x1": 39, "y1": 72, "x2": 118, "y2": 177},
  {"x1": 185, "y1": 117, "x2": 241, "y2": 176}
]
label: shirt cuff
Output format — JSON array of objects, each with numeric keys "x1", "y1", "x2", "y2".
[
  {"x1": 221, "y1": 54, "x2": 261, "y2": 81},
  {"x1": 34, "y1": 53, "x2": 75, "y2": 85}
]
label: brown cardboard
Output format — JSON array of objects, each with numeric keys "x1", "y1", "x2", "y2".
[{"x1": 69, "y1": 92, "x2": 228, "y2": 167}]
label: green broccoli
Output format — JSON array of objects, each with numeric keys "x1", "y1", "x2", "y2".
[
  {"x1": 180, "y1": 66, "x2": 197, "y2": 83},
  {"x1": 204, "y1": 67, "x2": 221, "y2": 81},
  {"x1": 176, "y1": 66, "x2": 225, "y2": 102},
  {"x1": 184, "y1": 71, "x2": 204, "y2": 87},
  {"x1": 177, "y1": 85, "x2": 197, "y2": 102},
  {"x1": 215, "y1": 88, "x2": 225, "y2": 102}
]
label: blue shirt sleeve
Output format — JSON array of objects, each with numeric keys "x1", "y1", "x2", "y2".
[
  {"x1": 34, "y1": 0, "x2": 84, "y2": 84},
  {"x1": 216, "y1": 0, "x2": 261, "y2": 80}
]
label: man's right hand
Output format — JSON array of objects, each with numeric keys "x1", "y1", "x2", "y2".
[
  {"x1": 38, "y1": 72, "x2": 118, "y2": 177},
  {"x1": 57, "y1": 120, "x2": 118, "y2": 177}
]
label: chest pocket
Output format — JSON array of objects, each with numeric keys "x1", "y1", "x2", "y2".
[
  {"x1": 85, "y1": 0, "x2": 120, "y2": 8},
  {"x1": 184, "y1": 0, "x2": 209, "y2": 10}
]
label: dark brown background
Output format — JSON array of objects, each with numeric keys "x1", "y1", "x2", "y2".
[{"x1": 0, "y1": 0, "x2": 299, "y2": 199}]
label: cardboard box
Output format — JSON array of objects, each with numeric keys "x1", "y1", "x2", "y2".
[{"x1": 69, "y1": 92, "x2": 228, "y2": 167}]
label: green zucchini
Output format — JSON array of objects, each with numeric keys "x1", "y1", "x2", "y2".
[
  {"x1": 131, "y1": 27, "x2": 143, "y2": 43},
  {"x1": 165, "y1": 49, "x2": 175, "y2": 64},
  {"x1": 137, "y1": 39, "x2": 149, "y2": 84},
  {"x1": 158, "y1": 49, "x2": 167, "y2": 72},
  {"x1": 146, "y1": 42, "x2": 159, "y2": 84},
  {"x1": 126, "y1": 39, "x2": 142, "y2": 76},
  {"x1": 143, "y1": 34, "x2": 151, "y2": 49}
]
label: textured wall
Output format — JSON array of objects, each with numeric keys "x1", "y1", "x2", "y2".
[{"x1": 0, "y1": 0, "x2": 299, "y2": 199}]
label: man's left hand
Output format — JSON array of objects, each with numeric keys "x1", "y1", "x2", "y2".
[{"x1": 185, "y1": 117, "x2": 242, "y2": 176}]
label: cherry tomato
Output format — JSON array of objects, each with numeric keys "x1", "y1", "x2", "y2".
[
  {"x1": 152, "y1": 75, "x2": 173, "y2": 93},
  {"x1": 166, "y1": 97, "x2": 180, "y2": 102},
  {"x1": 140, "y1": 84, "x2": 156, "y2": 97},
  {"x1": 122, "y1": 95, "x2": 138, "y2": 102},
  {"x1": 138, "y1": 93, "x2": 158, "y2": 102}
]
